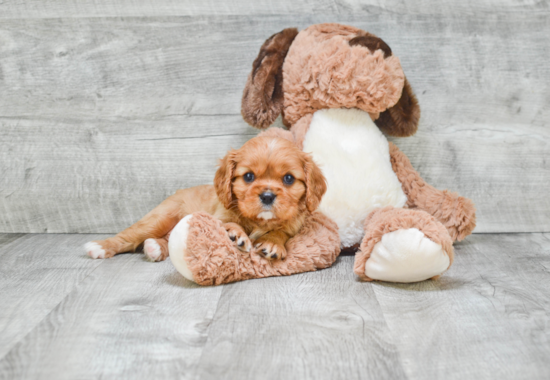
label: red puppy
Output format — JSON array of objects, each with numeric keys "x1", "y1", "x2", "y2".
[{"x1": 84, "y1": 135, "x2": 326, "y2": 262}]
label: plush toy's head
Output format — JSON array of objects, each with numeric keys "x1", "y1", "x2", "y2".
[{"x1": 242, "y1": 23, "x2": 420, "y2": 137}]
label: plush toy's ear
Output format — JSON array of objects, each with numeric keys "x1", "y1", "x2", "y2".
[
  {"x1": 302, "y1": 153, "x2": 327, "y2": 212},
  {"x1": 214, "y1": 150, "x2": 238, "y2": 209},
  {"x1": 349, "y1": 35, "x2": 420, "y2": 137},
  {"x1": 374, "y1": 78, "x2": 421, "y2": 137},
  {"x1": 241, "y1": 28, "x2": 299, "y2": 129}
]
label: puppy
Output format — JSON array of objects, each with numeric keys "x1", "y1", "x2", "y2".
[{"x1": 84, "y1": 135, "x2": 326, "y2": 262}]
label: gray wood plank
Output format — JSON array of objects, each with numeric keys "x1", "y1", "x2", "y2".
[
  {"x1": 0, "y1": 0, "x2": 544, "y2": 18},
  {"x1": 1, "y1": 14, "x2": 548, "y2": 125},
  {"x1": 0, "y1": 250, "x2": 223, "y2": 380},
  {"x1": 162, "y1": 257, "x2": 407, "y2": 380},
  {"x1": 1, "y1": 13, "x2": 549, "y2": 234},
  {"x1": 0, "y1": 233, "x2": 106, "y2": 359},
  {"x1": 0, "y1": 0, "x2": 337, "y2": 18},
  {"x1": 1, "y1": 115, "x2": 548, "y2": 234},
  {"x1": 0, "y1": 116, "x2": 255, "y2": 233},
  {"x1": 0, "y1": 234, "x2": 25, "y2": 248},
  {"x1": 1, "y1": 232, "x2": 549, "y2": 379},
  {"x1": 372, "y1": 233, "x2": 550, "y2": 380}
]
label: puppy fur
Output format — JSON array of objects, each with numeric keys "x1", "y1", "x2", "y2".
[{"x1": 84, "y1": 136, "x2": 326, "y2": 262}]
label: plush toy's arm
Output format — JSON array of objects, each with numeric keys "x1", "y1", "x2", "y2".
[
  {"x1": 389, "y1": 142, "x2": 476, "y2": 241},
  {"x1": 170, "y1": 211, "x2": 340, "y2": 285}
]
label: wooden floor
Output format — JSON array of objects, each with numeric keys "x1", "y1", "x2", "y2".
[{"x1": 0, "y1": 233, "x2": 548, "y2": 379}]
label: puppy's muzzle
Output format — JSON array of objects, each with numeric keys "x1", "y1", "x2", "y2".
[{"x1": 259, "y1": 192, "x2": 276, "y2": 206}]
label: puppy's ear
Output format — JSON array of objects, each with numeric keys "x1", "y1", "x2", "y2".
[
  {"x1": 302, "y1": 153, "x2": 327, "y2": 212},
  {"x1": 241, "y1": 28, "x2": 299, "y2": 129},
  {"x1": 374, "y1": 78, "x2": 421, "y2": 137},
  {"x1": 214, "y1": 150, "x2": 238, "y2": 209}
]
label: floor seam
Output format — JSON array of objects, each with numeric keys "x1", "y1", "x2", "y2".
[
  {"x1": 0, "y1": 257, "x2": 106, "y2": 363},
  {"x1": 370, "y1": 284, "x2": 412, "y2": 380},
  {"x1": 190, "y1": 283, "x2": 227, "y2": 380}
]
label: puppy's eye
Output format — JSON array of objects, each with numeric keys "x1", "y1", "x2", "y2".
[
  {"x1": 243, "y1": 172, "x2": 255, "y2": 183},
  {"x1": 283, "y1": 174, "x2": 295, "y2": 185}
]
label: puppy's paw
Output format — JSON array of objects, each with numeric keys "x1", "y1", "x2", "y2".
[
  {"x1": 84, "y1": 241, "x2": 115, "y2": 259},
  {"x1": 143, "y1": 238, "x2": 167, "y2": 262},
  {"x1": 224, "y1": 223, "x2": 252, "y2": 253},
  {"x1": 255, "y1": 240, "x2": 287, "y2": 260}
]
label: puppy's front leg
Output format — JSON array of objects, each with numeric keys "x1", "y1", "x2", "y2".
[
  {"x1": 224, "y1": 223, "x2": 252, "y2": 253},
  {"x1": 254, "y1": 231, "x2": 289, "y2": 260}
]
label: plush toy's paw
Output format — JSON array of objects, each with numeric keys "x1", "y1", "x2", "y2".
[
  {"x1": 355, "y1": 207, "x2": 454, "y2": 283},
  {"x1": 143, "y1": 238, "x2": 168, "y2": 262},
  {"x1": 452, "y1": 196, "x2": 477, "y2": 241},
  {"x1": 223, "y1": 223, "x2": 252, "y2": 253},
  {"x1": 365, "y1": 228, "x2": 450, "y2": 282},
  {"x1": 84, "y1": 241, "x2": 115, "y2": 259},
  {"x1": 168, "y1": 212, "x2": 259, "y2": 285},
  {"x1": 168, "y1": 215, "x2": 196, "y2": 282},
  {"x1": 254, "y1": 239, "x2": 287, "y2": 260}
]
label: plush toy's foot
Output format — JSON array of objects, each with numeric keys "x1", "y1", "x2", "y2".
[
  {"x1": 354, "y1": 207, "x2": 454, "y2": 283},
  {"x1": 168, "y1": 215, "x2": 196, "y2": 281},
  {"x1": 169, "y1": 212, "x2": 340, "y2": 286}
]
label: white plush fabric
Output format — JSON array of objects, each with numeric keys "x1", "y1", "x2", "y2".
[
  {"x1": 168, "y1": 214, "x2": 195, "y2": 282},
  {"x1": 365, "y1": 228, "x2": 450, "y2": 282},
  {"x1": 302, "y1": 108, "x2": 407, "y2": 247}
]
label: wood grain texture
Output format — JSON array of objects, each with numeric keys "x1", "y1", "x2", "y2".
[
  {"x1": 0, "y1": 0, "x2": 336, "y2": 19},
  {"x1": 0, "y1": 0, "x2": 545, "y2": 18},
  {"x1": 1, "y1": 115, "x2": 548, "y2": 234},
  {"x1": 0, "y1": 12, "x2": 549, "y2": 233},
  {"x1": 372, "y1": 233, "x2": 550, "y2": 380},
  {"x1": 195, "y1": 259, "x2": 406, "y2": 380},
  {"x1": 0, "y1": 247, "x2": 223, "y2": 380},
  {"x1": 0, "y1": 116, "x2": 255, "y2": 233},
  {"x1": 1, "y1": 233, "x2": 548, "y2": 379},
  {"x1": 1, "y1": 14, "x2": 548, "y2": 123},
  {"x1": 0, "y1": 233, "x2": 106, "y2": 359}
]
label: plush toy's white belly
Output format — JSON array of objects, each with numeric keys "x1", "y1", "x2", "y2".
[{"x1": 302, "y1": 108, "x2": 408, "y2": 247}]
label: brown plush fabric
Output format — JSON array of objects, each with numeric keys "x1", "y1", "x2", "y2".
[
  {"x1": 375, "y1": 78, "x2": 421, "y2": 137},
  {"x1": 354, "y1": 206, "x2": 454, "y2": 281},
  {"x1": 290, "y1": 114, "x2": 313, "y2": 150},
  {"x1": 184, "y1": 211, "x2": 340, "y2": 286},
  {"x1": 349, "y1": 35, "x2": 392, "y2": 57},
  {"x1": 389, "y1": 142, "x2": 477, "y2": 241},
  {"x1": 242, "y1": 23, "x2": 421, "y2": 136},
  {"x1": 241, "y1": 28, "x2": 299, "y2": 129},
  {"x1": 281, "y1": 23, "x2": 405, "y2": 126}
]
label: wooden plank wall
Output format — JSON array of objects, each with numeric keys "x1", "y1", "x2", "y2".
[{"x1": 1, "y1": 2, "x2": 549, "y2": 233}]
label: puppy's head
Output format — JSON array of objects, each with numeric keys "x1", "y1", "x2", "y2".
[{"x1": 214, "y1": 136, "x2": 326, "y2": 223}]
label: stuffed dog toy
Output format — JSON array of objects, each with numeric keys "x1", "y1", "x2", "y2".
[
  {"x1": 92, "y1": 23, "x2": 476, "y2": 285},
  {"x1": 239, "y1": 23, "x2": 477, "y2": 282}
]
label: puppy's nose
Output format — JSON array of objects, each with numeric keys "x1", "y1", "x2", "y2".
[{"x1": 259, "y1": 192, "x2": 276, "y2": 206}]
